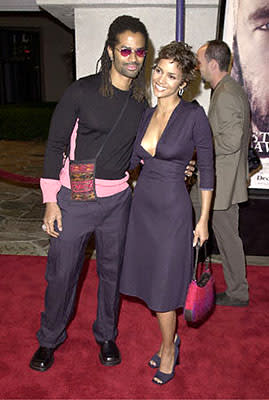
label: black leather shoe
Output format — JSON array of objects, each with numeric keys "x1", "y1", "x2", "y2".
[
  {"x1": 29, "y1": 346, "x2": 55, "y2": 372},
  {"x1": 215, "y1": 292, "x2": 249, "y2": 307},
  {"x1": 99, "y1": 340, "x2": 121, "y2": 366}
]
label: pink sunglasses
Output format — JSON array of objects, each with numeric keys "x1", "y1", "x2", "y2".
[{"x1": 115, "y1": 47, "x2": 147, "y2": 58}]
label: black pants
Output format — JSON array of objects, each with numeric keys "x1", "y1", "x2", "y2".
[{"x1": 37, "y1": 186, "x2": 132, "y2": 348}]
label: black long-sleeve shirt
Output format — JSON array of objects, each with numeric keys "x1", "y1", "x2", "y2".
[{"x1": 43, "y1": 73, "x2": 147, "y2": 180}]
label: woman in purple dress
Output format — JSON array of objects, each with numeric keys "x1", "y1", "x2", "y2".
[{"x1": 120, "y1": 42, "x2": 214, "y2": 385}]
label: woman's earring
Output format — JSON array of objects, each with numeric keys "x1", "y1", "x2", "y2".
[{"x1": 178, "y1": 87, "x2": 184, "y2": 96}]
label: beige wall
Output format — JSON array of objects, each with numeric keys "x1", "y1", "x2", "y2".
[
  {"x1": 74, "y1": 1, "x2": 218, "y2": 110},
  {"x1": 0, "y1": 13, "x2": 74, "y2": 101}
]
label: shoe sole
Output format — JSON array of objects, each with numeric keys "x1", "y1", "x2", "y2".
[
  {"x1": 215, "y1": 302, "x2": 249, "y2": 307},
  {"x1": 29, "y1": 355, "x2": 54, "y2": 372},
  {"x1": 99, "y1": 353, "x2": 121, "y2": 366}
]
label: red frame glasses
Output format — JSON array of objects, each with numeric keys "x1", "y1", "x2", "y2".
[{"x1": 115, "y1": 47, "x2": 147, "y2": 58}]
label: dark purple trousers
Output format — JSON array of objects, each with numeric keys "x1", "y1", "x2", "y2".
[{"x1": 37, "y1": 186, "x2": 132, "y2": 348}]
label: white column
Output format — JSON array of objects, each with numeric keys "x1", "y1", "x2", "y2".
[{"x1": 185, "y1": 2, "x2": 219, "y2": 110}]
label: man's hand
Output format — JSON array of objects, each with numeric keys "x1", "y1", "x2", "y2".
[
  {"x1": 185, "y1": 160, "x2": 196, "y2": 180},
  {"x1": 43, "y1": 202, "x2": 62, "y2": 238}
]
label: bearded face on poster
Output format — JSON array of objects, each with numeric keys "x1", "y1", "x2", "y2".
[{"x1": 231, "y1": 0, "x2": 269, "y2": 158}]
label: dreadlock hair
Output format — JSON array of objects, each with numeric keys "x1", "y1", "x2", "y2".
[
  {"x1": 96, "y1": 15, "x2": 149, "y2": 103},
  {"x1": 153, "y1": 41, "x2": 197, "y2": 85}
]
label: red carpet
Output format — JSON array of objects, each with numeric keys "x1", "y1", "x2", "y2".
[{"x1": 0, "y1": 255, "x2": 268, "y2": 399}]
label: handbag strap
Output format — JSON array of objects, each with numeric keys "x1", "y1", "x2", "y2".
[
  {"x1": 67, "y1": 91, "x2": 131, "y2": 161},
  {"x1": 192, "y1": 240, "x2": 209, "y2": 281},
  {"x1": 95, "y1": 92, "x2": 130, "y2": 159}
]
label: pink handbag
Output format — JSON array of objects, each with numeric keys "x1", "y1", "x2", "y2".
[{"x1": 184, "y1": 242, "x2": 215, "y2": 323}]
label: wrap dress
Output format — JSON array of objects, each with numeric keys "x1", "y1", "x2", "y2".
[{"x1": 120, "y1": 100, "x2": 214, "y2": 312}]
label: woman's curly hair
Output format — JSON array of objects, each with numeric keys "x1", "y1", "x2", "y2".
[
  {"x1": 96, "y1": 15, "x2": 149, "y2": 103},
  {"x1": 154, "y1": 41, "x2": 197, "y2": 85}
]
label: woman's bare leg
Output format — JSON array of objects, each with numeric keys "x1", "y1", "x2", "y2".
[{"x1": 153, "y1": 310, "x2": 177, "y2": 383}]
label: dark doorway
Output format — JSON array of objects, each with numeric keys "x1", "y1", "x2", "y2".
[{"x1": 0, "y1": 28, "x2": 41, "y2": 104}]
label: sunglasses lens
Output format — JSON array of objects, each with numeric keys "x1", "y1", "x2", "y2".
[
  {"x1": 136, "y1": 49, "x2": 146, "y2": 57},
  {"x1": 120, "y1": 49, "x2": 132, "y2": 57}
]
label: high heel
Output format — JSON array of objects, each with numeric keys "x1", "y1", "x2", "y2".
[
  {"x1": 148, "y1": 334, "x2": 180, "y2": 369},
  {"x1": 152, "y1": 336, "x2": 180, "y2": 385}
]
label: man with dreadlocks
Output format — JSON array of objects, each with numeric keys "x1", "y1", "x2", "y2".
[{"x1": 30, "y1": 15, "x2": 149, "y2": 372}]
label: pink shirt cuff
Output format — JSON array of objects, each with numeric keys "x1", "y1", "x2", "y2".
[{"x1": 40, "y1": 178, "x2": 61, "y2": 203}]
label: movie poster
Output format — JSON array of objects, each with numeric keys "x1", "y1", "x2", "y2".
[{"x1": 223, "y1": 0, "x2": 269, "y2": 189}]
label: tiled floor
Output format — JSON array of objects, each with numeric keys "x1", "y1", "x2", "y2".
[
  {"x1": 0, "y1": 140, "x2": 48, "y2": 255},
  {"x1": 0, "y1": 140, "x2": 97, "y2": 257}
]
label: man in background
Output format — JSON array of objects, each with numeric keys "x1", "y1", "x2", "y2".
[{"x1": 197, "y1": 40, "x2": 250, "y2": 307}]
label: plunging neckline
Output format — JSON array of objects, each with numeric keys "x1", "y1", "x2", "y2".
[{"x1": 140, "y1": 101, "x2": 182, "y2": 158}]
